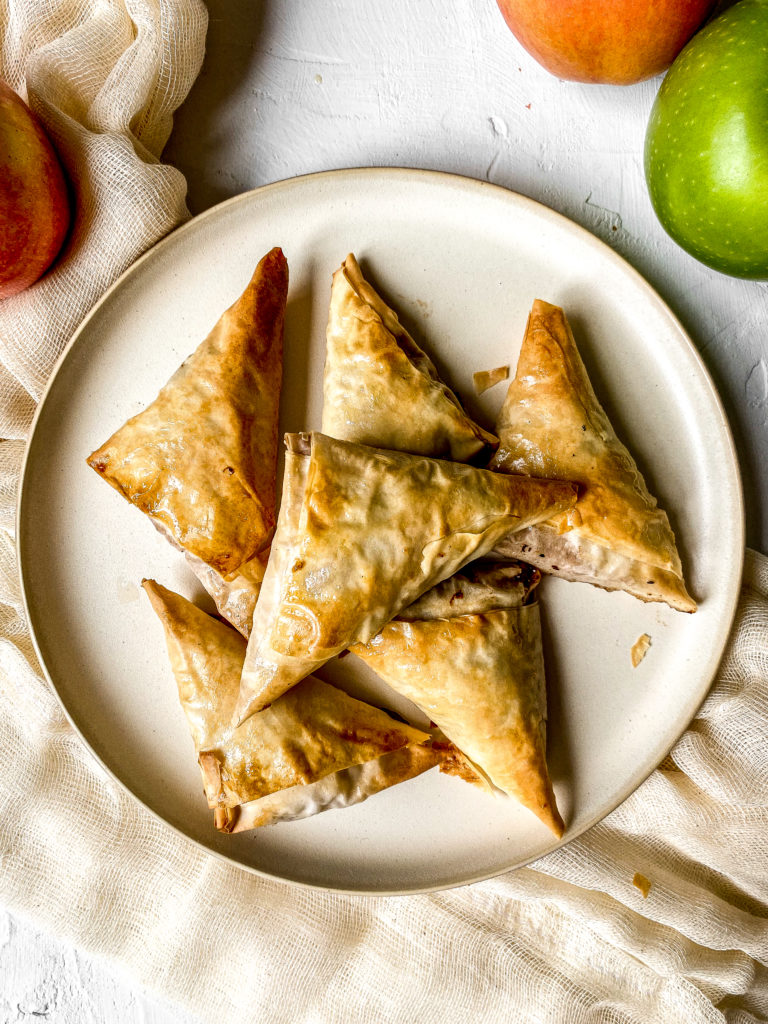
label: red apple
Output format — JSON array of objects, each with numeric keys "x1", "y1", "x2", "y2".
[
  {"x1": 0, "y1": 80, "x2": 70, "y2": 299},
  {"x1": 495, "y1": 0, "x2": 718, "y2": 85}
]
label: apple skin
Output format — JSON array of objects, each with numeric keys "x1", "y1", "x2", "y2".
[
  {"x1": 495, "y1": 0, "x2": 717, "y2": 85},
  {"x1": 644, "y1": 0, "x2": 768, "y2": 279},
  {"x1": 0, "y1": 80, "x2": 70, "y2": 299}
]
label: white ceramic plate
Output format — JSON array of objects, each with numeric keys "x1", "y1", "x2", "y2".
[{"x1": 18, "y1": 168, "x2": 743, "y2": 894}]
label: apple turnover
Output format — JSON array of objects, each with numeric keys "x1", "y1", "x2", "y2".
[
  {"x1": 143, "y1": 580, "x2": 441, "y2": 832},
  {"x1": 490, "y1": 299, "x2": 696, "y2": 613},
  {"x1": 322, "y1": 253, "x2": 497, "y2": 460},
  {"x1": 235, "y1": 431, "x2": 578, "y2": 723},
  {"x1": 352, "y1": 562, "x2": 563, "y2": 836},
  {"x1": 87, "y1": 247, "x2": 288, "y2": 578}
]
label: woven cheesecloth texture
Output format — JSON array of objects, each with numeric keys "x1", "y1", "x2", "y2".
[
  {"x1": 1, "y1": 4, "x2": 768, "y2": 1023},
  {"x1": 0, "y1": 0, "x2": 207, "y2": 437}
]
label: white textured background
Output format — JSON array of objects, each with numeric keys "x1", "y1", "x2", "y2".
[{"x1": 3, "y1": 0, "x2": 766, "y2": 1019}]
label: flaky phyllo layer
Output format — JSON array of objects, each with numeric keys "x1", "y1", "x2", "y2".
[
  {"x1": 322, "y1": 253, "x2": 497, "y2": 461},
  {"x1": 185, "y1": 550, "x2": 267, "y2": 639},
  {"x1": 143, "y1": 580, "x2": 442, "y2": 833},
  {"x1": 235, "y1": 431, "x2": 578, "y2": 724},
  {"x1": 490, "y1": 300, "x2": 695, "y2": 613},
  {"x1": 353, "y1": 561, "x2": 564, "y2": 837},
  {"x1": 87, "y1": 247, "x2": 288, "y2": 577}
]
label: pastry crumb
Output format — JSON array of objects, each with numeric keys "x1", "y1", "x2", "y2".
[
  {"x1": 631, "y1": 633, "x2": 652, "y2": 668},
  {"x1": 473, "y1": 365, "x2": 509, "y2": 395},
  {"x1": 632, "y1": 872, "x2": 651, "y2": 898}
]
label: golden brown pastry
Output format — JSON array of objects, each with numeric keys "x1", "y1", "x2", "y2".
[
  {"x1": 352, "y1": 562, "x2": 564, "y2": 837},
  {"x1": 218, "y1": 743, "x2": 442, "y2": 833},
  {"x1": 142, "y1": 580, "x2": 441, "y2": 832},
  {"x1": 490, "y1": 300, "x2": 696, "y2": 613},
  {"x1": 87, "y1": 247, "x2": 288, "y2": 578},
  {"x1": 185, "y1": 550, "x2": 267, "y2": 638},
  {"x1": 322, "y1": 253, "x2": 497, "y2": 460},
  {"x1": 235, "y1": 431, "x2": 578, "y2": 724}
]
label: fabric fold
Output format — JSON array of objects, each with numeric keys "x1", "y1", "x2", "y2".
[{"x1": 352, "y1": 562, "x2": 563, "y2": 836}]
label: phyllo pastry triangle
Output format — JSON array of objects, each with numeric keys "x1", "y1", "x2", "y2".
[
  {"x1": 87, "y1": 247, "x2": 288, "y2": 578},
  {"x1": 235, "y1": 431, "x2": 578, "y2": 723},
  {"x1": 322, "y1": 253, "x2": 497, "y2": 461},
  {"x1": 142, "y1": 580, "x2": 440, "y2": 833},
  {"x1": 490, "y1": 300, "x2": 696, "y2": 613},
  {"x1": 351, "y1": 562, "x2": 564, "y2": 837}
]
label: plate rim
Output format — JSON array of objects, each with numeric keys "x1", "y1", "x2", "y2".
[{"x1": 17, "y1": 166, "x2": 745, "y2": 896}]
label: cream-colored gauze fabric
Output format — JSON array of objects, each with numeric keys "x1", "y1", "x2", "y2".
[
  {"x1": 0, "y1": 0, "x2": 207, "y2": 438},
  {"x1": 1, "y1": 7, "x2": 767, "y2": 1023}
]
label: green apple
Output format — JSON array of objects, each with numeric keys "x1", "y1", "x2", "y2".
[{"x1": 645, "y1": 0, "x2": 768, "y2": 279}]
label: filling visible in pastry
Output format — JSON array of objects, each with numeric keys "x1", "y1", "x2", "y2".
[
  {"x1": 87, "y1": 247, "x2": 288, "y2": 578},
  {"x1": 142, "y1": 579, "x2": 442, "y2": 832},
  {"x1": 352, "y1": 561, "x2": 564, "y2": 837},
  {"x1": 396, "y1": 560, "x2": 541, "y2": 620},
  {"x1": 322, "y1": 253, "x2": 497, "y2": 461},
  {"x1": 490, "y1": 299, "x2": 696, "y2": 613},
  {"x1": 235, "y1": 431, "x2": 578, "y2": 723}
]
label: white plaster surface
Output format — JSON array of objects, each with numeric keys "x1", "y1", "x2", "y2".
[{"x1": 2, "y1": 0, "x2": 766, "y2": 1020}]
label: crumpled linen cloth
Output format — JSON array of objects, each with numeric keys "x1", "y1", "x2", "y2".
[
  {"x1": 1, "y1": 3, "x2": 767, "y2": 1022},
  {"x1": 0, "y1": 0, "x2": 207, "y2": 438}
]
